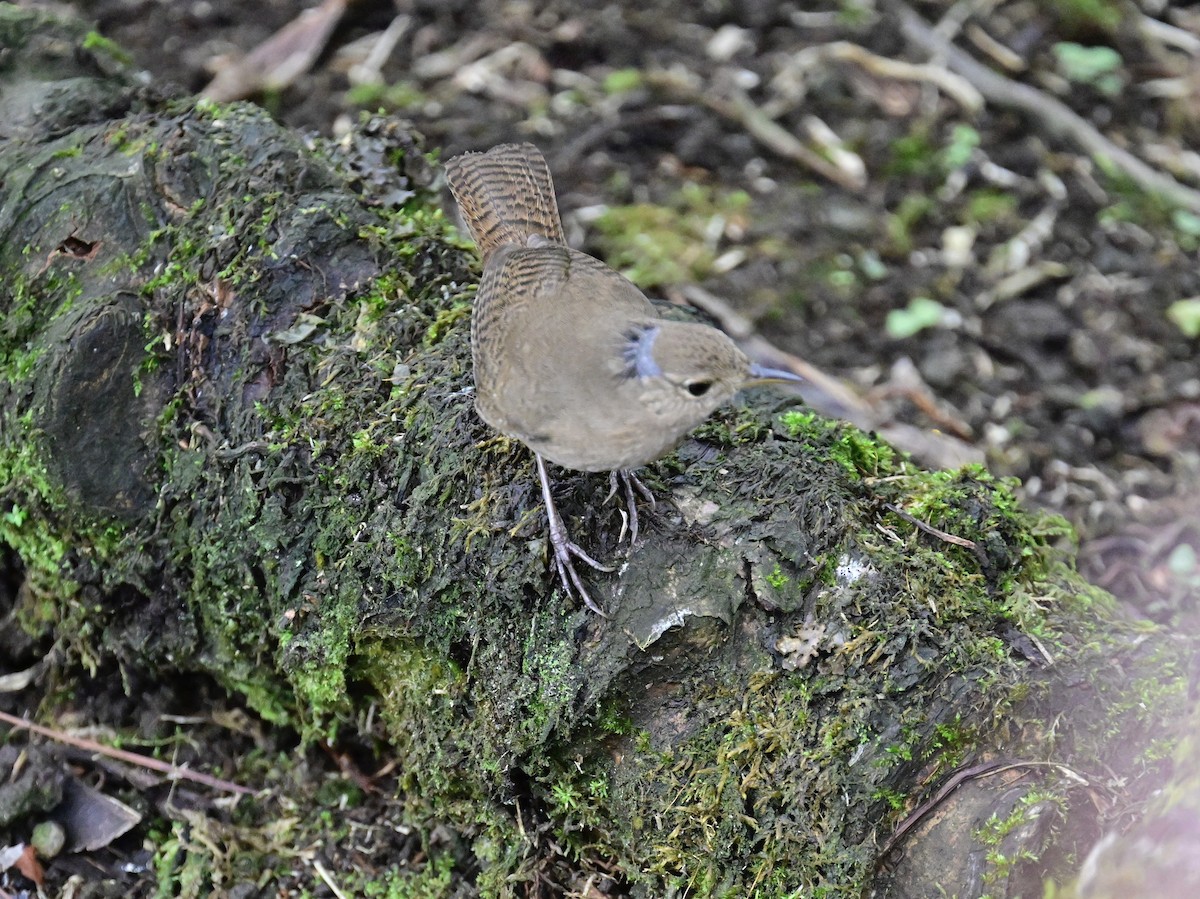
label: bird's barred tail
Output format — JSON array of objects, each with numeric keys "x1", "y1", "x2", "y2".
[{"x1": 444, "y1": 143, "x2": 566, "y2": 262}]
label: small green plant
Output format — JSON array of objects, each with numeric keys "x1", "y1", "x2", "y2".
[
  {"x1": 888, "y1": 129, "x2": 938, "y2": 178},
  {"x1": 603, "y1": 68, "x2": 643, "y2": 94},
  {"x1": 976, "y1": 787, "x2": 1068, "y2": 894},
  {"x1": 889, "y1": 124, "x2": 980, "y2": 179},
  {"x1": 940, "y1": 124, "x2": 980, "y2": 171},
  {"x1": 3, "y1": 504, "x2": 27, "y2": 528},
  {"x1": 885, "y1": 193, "x2": 934, "y2": 254},
  {"x1": 1052, "y1": 42, "x2": 1125, "y2": 96},
  {"x1": 1167, "y1": 297, "x2": 1200, "y2": 337},
  {"x1": 872, "y1": 787, "x2": 908, "y2": 811},
  {"x1": 346, "y1": 80, "x2": 428, "y2": 112},
  {"x1": 765, "y1": 563, "x2": 790, "y2": 589},
  {"x1": 591, "y1": 183, "x2": 752, "y2": 287},
  {"x1": 886, "y1": 296, "x2": 947, "y2": 339},
  {"x1": 1048, "y1": 0, "x2": 1122, "y2": 34},
  {"x1": 966, "y1": 189, "x2": 1019, "y2": 226},
  {"x1": 82, "y1": 30, "x2": 132, "y2": 65},
  {"x1": 1172, "y1": 209, "x2": 1200, "y2": 252},
  {"x1": 549, "y1": 780, "x2": 582, "y2": 812}
]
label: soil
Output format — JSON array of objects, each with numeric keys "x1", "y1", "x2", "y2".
[{"x1": 3, "y1": 0, "x2": 1199, "y2": 895}]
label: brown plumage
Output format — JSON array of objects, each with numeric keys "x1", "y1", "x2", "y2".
[{"x1": 444, "y1": 143, "x2": 803, "y2": 613}]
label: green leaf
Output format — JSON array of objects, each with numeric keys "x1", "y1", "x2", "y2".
[
  {"x1": 1052, "y1": 42, "x2": 1125, "y2": 96},
  {"x1": 603, "y1": 68, "x2": 643, "y2": 95},
  {"x1": 1166, "y1": 297, "x2": 1200, "y2": 338},
  {"x1": 886, "y1": 296, "x2": 946, "y2": 339}
]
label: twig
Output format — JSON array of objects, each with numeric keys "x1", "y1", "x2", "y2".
[
  {"x1": 314, "y1": 860, "x2": 350, "y2": 899},
  {"x1": 931, "y1": 0, "x2": 1002, "y2": 42},
  {"x1": 876, "y1": 758, "x2": 1091, "y2": 867},
  {"x1": 964, "y1": 24, "x2": 1025, "y2": 73},
  {"x1": 893, "y1": 1, "x2": 1200, "y2": 213},
  {"x1": 1139, "y1": 13, "x2": 1200, "y2": 56},
  {"x1": 201, "y1": 0, "x2": 349, "y2": 102},
  {"x1": 869, "y1": 365, "x2": 975, "y2": 440},
  {"x1": 0, "y1": 661, "x2": 43, "y2": 693},
  {"x1": 881, "y1": 500, "x2": 990, "y2": 570},
  {"x1": 644, "y1": 70, "x2": 866, "y2": 191},
  {"x1": 346, "y1": 15, "x2": 412, "y2": 87},
  {"x1": 820, "y1": 41, "x2": 983, "y2": 112},
  {"x1": 0, "y1": 709, "x2": 254, "y2": 796}
]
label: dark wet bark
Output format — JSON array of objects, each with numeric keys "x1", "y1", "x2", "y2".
[{"x1": 1, "y1": 7, "x2": 1197, "y2": 897}]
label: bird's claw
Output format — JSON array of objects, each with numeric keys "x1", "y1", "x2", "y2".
[
  {"x1": 537, "y1": 454, "x2": 612, "y2": 616},
  {"x1": 605, "y1": 469, "x2": 657, "y2": 546}
]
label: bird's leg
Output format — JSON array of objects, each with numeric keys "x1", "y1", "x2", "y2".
[
  {"x1": 605, "y1": 469, "x2": 657, "y2": 546},
  {"x1": 535, "y1": 454, "x2": 613, "y2": 616}
]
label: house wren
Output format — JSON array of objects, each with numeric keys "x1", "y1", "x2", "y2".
[{"x1": 444, "y1": 142, "x2": 803, "y2": 614}]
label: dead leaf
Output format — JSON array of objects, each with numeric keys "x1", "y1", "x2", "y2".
[{"x1": 202, "y1": 0, "x2": 349, "y2": 102}]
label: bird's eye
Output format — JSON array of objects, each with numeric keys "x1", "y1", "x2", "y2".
[{"x1": 686, "y1": 380, "x2": 713, "y2": 397}]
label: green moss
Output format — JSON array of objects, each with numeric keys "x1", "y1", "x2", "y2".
[
  {"x1": 967, "y1": 189, "x2": 1020, "y2": 226},
  {"x1": 358, "y1": 852, "x2": 456, "y2": 898},
  {"x1": 3, "y1": 70, "x2": 1191, "y2": 895},
  {"x1": 1046, "y1": 0, "x2": 1122, "y2": 34},
  {"x1": 765, "y1": 562, "x2": 789, "y2": 589},
  {"x1": 886, "y1": 126, "x2": 939, "y2": 179},
  {"x1": 778, "y1": 410, "x2": 898, "y2": 477},
  {"x1": 553, "y1": 426, "x2": 1174, "y2": 895},
  {"x1": 620, "y1": 672, "x2": 864, "y2": 893},
  {"x1": 590, "y1": 182, "x2": 753, "y2": 288},
  {"x1": 346, "y1": 80, "x2": 429, "y2": 113},
  {"x1": 976, "y1": 789, "x2": 1068, "y2": 890},
  {"x1": 81, "y1": 29, "x2": 133, "y2": 65},
  {"x1": 422, "y1": 298, "x2": 471, "y2": 348},
  {"x1": 885, "y1": 193, "x2": 935, "y2": 255},
  {"x1": 0, "y1": 410, "x2": 85, "y2": 636}
]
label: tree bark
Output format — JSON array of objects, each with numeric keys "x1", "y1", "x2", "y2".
[{"x1": 0, "y1": 6, "x2": 1196, "y2": 897}]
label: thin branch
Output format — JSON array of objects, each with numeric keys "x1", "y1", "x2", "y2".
[
  {"x1": 893, "y1": 1, "x2": 1200, "y2": 213},
  {"x1": 877, "y1": 758, "x2": 1093, "y2": 867},
  {"x1": 314, "y1": 860, "x2": 351, "y2": 899},
  {"x1": 0, "y1": 708, "x2": 255, "y2": 796},
  {"x1": 881, "y1": 500, "x2": 990, "y2": 571},
  {"x1": 644, "y1": 70, "x2": 867, "y2": 191},
  {"x1": 821, "y1": 40, "x2": 983, "y2": 112}
]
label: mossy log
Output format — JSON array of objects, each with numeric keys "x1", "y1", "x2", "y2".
[{"x1": 0, "y1": 6, "x2": 1197, "y2": 897}]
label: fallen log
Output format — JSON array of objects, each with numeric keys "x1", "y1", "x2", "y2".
[{"x1": 0, "y1": 6, "x2": 1195, "y2": 896}]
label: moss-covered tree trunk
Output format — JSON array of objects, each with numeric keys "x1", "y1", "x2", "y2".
[{"x1": 1, "y1": 6, "x2": 1196, "y2": 897}]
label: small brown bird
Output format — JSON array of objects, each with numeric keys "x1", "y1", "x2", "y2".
[{"x1": 444, "y1": 143, "x2": 803, "y2": 614}]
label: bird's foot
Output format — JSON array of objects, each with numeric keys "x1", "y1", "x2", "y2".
[
  {"x1": 536, "y1": 455, "x2": 613, "y2": 616},
  {"x1": 605, "y1": 469, "x2": 657, "y2": 546}
]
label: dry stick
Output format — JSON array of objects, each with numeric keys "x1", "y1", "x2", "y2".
[
  {"x1": 881, "y1": 500, "x2": 990, "y2": 571},
  {"x1": 201, "y1": 0, "x2": 349, "y2": 101},
  {"x1": 876, "y1": 758, "x2": 1092, "y2": 868},
  {"x1": 643, "y1": 70, "x2": 866, "y2": 191},
  {"x1": 820, "y1": 41, "x2": 983, "y2": 112},
  {"x1": 0, "y1": 708, "x2": 254, "y2": 796},
  {"x1": 313, "y1": 860, "x2": 351, "y2": 899},
  {"x1": 894, "y1": 1, "x2": 1200, "y2": 214}
]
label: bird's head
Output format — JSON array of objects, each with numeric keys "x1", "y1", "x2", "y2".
[{"x1": 623, "y1": 321, "x2": 803, "y2": 427}]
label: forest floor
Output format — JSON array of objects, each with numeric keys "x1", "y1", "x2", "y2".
[{"x1": 4, "y1": 0, "x2": 1199, "y2": 895}]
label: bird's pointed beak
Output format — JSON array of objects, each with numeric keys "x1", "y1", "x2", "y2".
[{"x1": 746, "y1": 363, "x2": 805, "y2": 387}]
